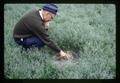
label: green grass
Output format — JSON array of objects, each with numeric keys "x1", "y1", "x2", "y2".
[{"x1": 4, "y1": 4, "x2": 116, "y2": 79}]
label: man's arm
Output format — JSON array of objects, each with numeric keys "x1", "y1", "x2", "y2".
[
  {"x1": 28, "y1": 22, "x2": 70, "y2": 59},
  {"x1": 25, "y1": 20, "x2": 61, "y2": 52}
]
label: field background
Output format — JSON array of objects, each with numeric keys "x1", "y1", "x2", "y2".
[{"x1": 4, "y1": 4, "x2": 116, "y2": 79}]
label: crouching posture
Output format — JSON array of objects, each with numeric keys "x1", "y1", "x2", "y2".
[{"x1": 13, "y1": 4, "x2": 71, "y2": 60}]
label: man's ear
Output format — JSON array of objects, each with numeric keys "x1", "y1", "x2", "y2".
[
  {"x1": 43, "y1": 11, "x2": 48, "y2": 18},
  {"x1": 43, "y1": 10, "x2": 48, "y2": 14},
  {"x1": 45, "y1": 11, "x2": 51, "y2": 15}
]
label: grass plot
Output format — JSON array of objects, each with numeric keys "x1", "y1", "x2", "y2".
[{"x1": 4, "y1": 4, "x2": 116, "y2": 79}]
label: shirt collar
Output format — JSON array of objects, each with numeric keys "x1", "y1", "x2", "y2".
[{"x1": 39, "y1": 9, "x2": 43, "y2": 20}]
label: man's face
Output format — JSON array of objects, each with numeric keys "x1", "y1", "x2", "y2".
[{"x1": 43, "y1": 10, "x2": 55, "y2": 22}]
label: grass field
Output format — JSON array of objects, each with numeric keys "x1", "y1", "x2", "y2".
[{"x1": 4, "y1": 4, "x2": 116, "y2": 79}]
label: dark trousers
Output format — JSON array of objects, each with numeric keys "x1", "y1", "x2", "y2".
[{"x1": 14, "y1": 36, "x2": 45, "y2": 49}]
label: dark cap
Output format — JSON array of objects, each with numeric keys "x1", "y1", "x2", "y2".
[{"x1": 42, "y1": 4, "x2": 58, "y2": 15}]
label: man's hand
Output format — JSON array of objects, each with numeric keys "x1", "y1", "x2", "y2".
[
  {"x1": 59, "y1": 50, "x2": 66, "y2": 56},
  {"x1": 58, "y1": 50, "x2": 72, "y2": 60}
]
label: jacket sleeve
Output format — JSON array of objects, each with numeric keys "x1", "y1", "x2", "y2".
[{"x1": 25, "y1": 20, "x2": 61, "y2": 53}]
